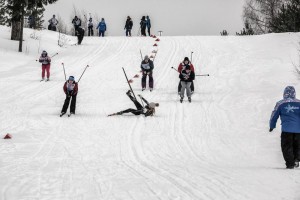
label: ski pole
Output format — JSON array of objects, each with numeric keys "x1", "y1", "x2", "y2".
[
  {"x1": 78, "y1": 65, "x2": 89, "y2": 83},
  {"x1": 140, "y1": 49, "x2": 143, "y2": 61},
  {"x1": 196, "y1": 74, "x2": 210, "y2": 76},
  {"x1": 35, "y1": 52, "x2": 58, "y2": 61},
  {"x1": 51, "y1": 52, "x2": 58, "y2": 58},
  {"x1": 61, "y1": 63, "x2": 67, "y2": 81},
  {"x1": 191, "y1": 51, "x2": 194, "y2": 63},
  {"x1": 171, "y1": 67, "x2": 179, "y2": 72},
  {"x1": 122, "y1": 67, "x2": 137, "y2": 100}
]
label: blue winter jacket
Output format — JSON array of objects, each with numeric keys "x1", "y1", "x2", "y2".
[
  {"x1": 97, "y1": 21, "x2": 106, "y2": 31},
  {"x1": 270, "y1": 86, "x2": 300, "y2": 133}
]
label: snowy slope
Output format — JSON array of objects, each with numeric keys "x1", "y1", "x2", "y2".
[{"x1": 0, "y1": 26, "x2": 300, "y2": 200}]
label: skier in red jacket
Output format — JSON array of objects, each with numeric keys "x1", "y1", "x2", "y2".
[
  {"x1": 178, "y1": 57, "x2": 195, "y2": 94},
  {"x1": 39, "y1": 50, "x2": 51, "y2": 81}
]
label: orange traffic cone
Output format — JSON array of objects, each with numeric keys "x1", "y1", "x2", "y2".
[{"x1": 4, "y1": 133, "x2": 12, "y2": 139}]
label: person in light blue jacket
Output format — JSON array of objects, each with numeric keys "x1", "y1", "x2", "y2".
[
  {"x1": 269, "y1": 86, "x2": 300, "y2": 169},
  {"x1": 97, "y1": 18, "x2": 107, "y2": 37}
]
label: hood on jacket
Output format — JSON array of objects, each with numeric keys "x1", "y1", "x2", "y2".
[{"x1": 283, "y1": 86, "x2": 296, "y2": 99}]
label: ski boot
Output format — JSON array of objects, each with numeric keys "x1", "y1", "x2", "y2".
[
  {"x1": 150, "y1": 88, "x2": 153, "y2": 92},
  {"x1": 60, "y1": 112, "x2": 66, "y2": 117},
  {"x1": 46, "y1": 78, "x2": 50, "y2": 82},
  {"x1": 126, "y1": 90, "x2": 131, "y2": 95},
  {"x1": 180, "y1": 97, "x2": 183, "y2": 103},
  {"x1": 188, "y1": 97, "x2": 191, "y2": 103}
]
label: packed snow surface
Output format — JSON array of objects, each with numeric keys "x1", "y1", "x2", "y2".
[{"x1": 0, "y1": 26, "x2": 300, "y2": 200}]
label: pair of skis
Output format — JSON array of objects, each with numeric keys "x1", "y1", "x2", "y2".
[
  {"x1": 40, "y1": 79, "x2": 50, "y2": 82},
  {"x1": 60, "y1": 112, "x2": 74, "y2": 117}
]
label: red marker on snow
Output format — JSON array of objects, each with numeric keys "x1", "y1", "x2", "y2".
[{"x1": 3, "y1": 133, "x2": 12, "y2": 139}]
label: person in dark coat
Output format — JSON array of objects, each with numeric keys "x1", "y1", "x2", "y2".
[
  {"x1": 179, "y1": 65, "x2": 195, "y2": 103},
  {"x1": 269, "y1": 86, "x2": 300, "y2": 169},
  {"x1": 124, "y1": 16, "x2": 133, "y2": 36},
  {"x1": 140, "y1": 16, "x2": 147, "y2": 36},
  {"x1": 178, "y1": 57, "x2": 195, "y2": 94},
  {"x1": 61, "y1": 76, "x2": 78, "y2": 116},
  {"x1": 75, "y1": 27, "x2": 85, "y2": 45},
  {"x1": 108, "y1": 90, "x2": 159, "y2": 117},
  {"x1": 146, "y1": 16, "x2": 151, "y2": 36},
  {"x1": 72, "y1": 16, "x2": 81, "y2": 32},
  {"x1": 141, "y1": 55, "x2": 154, "y2": 91}
]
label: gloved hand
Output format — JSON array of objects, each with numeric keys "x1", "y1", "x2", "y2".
[
  {"x1": 143, "y1": 71, "x2": 147, "y2": 75},
  {"x1": 269, "y1": 128, "x2": 274, "y2": 132}
]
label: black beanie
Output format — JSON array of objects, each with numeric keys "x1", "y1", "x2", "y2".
[{"x1": 184, "y1": 57, "x2": 189, "y2": 62}]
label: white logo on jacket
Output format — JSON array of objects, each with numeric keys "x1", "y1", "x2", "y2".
[{"x1": 284, "y1": 104, "x2": 300, "y2": 113}]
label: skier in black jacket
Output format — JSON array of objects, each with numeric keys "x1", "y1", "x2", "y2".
[
  {"x1": 124, "y1": 16, "x2": 133, "y2": 36},
  {"x1": 140, "y1": 16, "x2": 147, "y2": 36},
  {"x1": 108, "y1": 90, "x2": 159, "y2": 117},
  {"x1": 76, "y1": 27, "x2": 85, "y2": 45}
]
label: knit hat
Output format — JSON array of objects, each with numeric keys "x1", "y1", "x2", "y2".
[
  {"x1": 42, "y1": 50, "x2": 47, "y2": 56},
  {"x1": 68, "y1": 76, "x2": 75, "y2": 81},
  {"x1": 144, "y1": 55, "x2": 149, "y2": 60},
  {"x1": 184, "y1": 57, "x2": 189, "y2": 62}
]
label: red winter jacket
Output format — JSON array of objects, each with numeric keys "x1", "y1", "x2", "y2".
[
  {"x1": 63, "y1": 81, "x2": 78, "y2": 95},
  {"x1": 178, "y1": 62, "x2": 195, "y2": 73}
]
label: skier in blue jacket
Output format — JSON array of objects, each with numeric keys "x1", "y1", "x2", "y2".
[
  {"x1": 97, "y1": 18, "x2": 106, "y2": 37},
  {"x1": 269, "y1": 86, "x2": 300, "y2": 169}
]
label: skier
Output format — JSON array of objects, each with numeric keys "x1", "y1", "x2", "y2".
[
  {"x1": 269, "y1": 86, "x2": 300, "y2": 169},
  {"x1": 146, "y1": 16, "x2": 151, "y2": 36},
  {"x1": 108, "y1": 90, "x2": 159, "y2": 117},
  {"x1": 124, "y1": 16, "x2": 133, "y2": 37},
  {"x1": 141, "y1": 55, "x2": 154, "y2": 91},
  {"x1": 60, "y1": 76, "x2": 78, "y2": 116},
  {"x1": 38, "y1": 50, "x2": 51, "y2": 81},
  {"x1": 88, "y1": 18, "x2": 94, "y2": 36},
  {"x1": 48, "y1": 15, "x2": 58, "y2": 31},
  {"x1": 179, "y1": 65, "x2": 195, "y2": 103},
  {"x1": 76, "y1": 27, "x2": 85, "y2": 45},
  {"x1": 140, "y1": 16, "x2": 147, "y2": 36},
  {"x1": 96, "y1": 18, "x2": 106, "y2": 37},
  {"x1": 178, "y1": 57, "x2": 195, "y2": 94},
  {"x1": 72, "y1": 16, "x2": 81, "y2": 32}
]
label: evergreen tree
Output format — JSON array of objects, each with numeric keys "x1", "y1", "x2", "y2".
[{"x1": 271, "y1": 0, "x2": 300, "y2": 32}]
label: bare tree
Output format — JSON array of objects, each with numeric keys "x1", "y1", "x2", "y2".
[{"x1": 243, "y1": 0, "x2": 283, "y2": 34}]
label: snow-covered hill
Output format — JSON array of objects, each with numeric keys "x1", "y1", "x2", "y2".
[{"x1": 0, "y1": 26, "x2": 300, "y2": 200}]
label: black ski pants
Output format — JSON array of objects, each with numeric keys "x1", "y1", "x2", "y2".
[
  {"x1": 141, "y1": 27, "x2": 146, "y2": 36},
  {"x1": 178, "y1": 81, "x2": 194, "y2": 93},
  {"x1": 61, "y1": 95, "x2": 77, "y2": 114},
  {"x1": 119, "y1": 93, "x2": 143, "y2": 115},
  {"x1": 88, "y1": 27, "x2": 94, "y2": 36},
  {"x1": 77, "y1": 35, "x2": 84, "y2": 45},
  {"x1": 126, "y1": 29, "x2": 132, "y2": 36},
  {"x1": 147, "y1": 27, "x2": 151, "y2": 36},
  {"x1": 142, "y1": 71, "x2": 153, "y2": 89},
  {"x1": 281, "y1": 132, "x2": 300, "y2": 168}
]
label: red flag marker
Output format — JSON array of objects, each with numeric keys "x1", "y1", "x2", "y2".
[{"x1": 4, "y1": 134, "x2": 12, "y2": 139}]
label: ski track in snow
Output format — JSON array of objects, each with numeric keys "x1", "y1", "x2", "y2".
[{"x1": 0, "y1": 27, "x2": 300, "y2": 200}]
